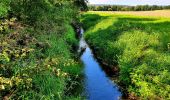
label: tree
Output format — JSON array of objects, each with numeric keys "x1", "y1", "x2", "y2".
[
  {"x1": 88, "y1": 5, "x2": 170, "y2": 11},
  {"x1": 72, "y1": 0, "x2": 88, "y2": 11}
]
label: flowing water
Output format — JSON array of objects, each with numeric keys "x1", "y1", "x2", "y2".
[{"x1": 79, "y1": 29, "x2": 122, "y2": 100}]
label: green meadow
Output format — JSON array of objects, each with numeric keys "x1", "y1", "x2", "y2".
[{"x1": 82, "y1": 11, "x2": 170, "y2": 99}]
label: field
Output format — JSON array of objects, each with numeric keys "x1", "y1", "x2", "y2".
[
  {"x1": 82, "y1": 11, "x2": 170, "y2": 99},
  {"x1": 88, "y1": 10, "x2": 170, "y2": 18}
]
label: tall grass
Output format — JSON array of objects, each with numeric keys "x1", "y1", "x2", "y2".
[
  {"x1": 0, "y1": 1, "x2": 84, "y2": 99},
  {"x1": 82, "y1": 12, "x2": 170, "y2": 99}
]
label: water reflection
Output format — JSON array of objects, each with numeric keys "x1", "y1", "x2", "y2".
[{"x1": 80, "y1": 29, "x2": 122, "y2": 100}]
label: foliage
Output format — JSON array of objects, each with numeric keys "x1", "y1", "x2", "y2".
[
  {"x1": 0, "y1": 0, "x2": 11, "y2": 18},
  {"x1": 88, "y1": 5, "x2": 170, "y2": 11},
  {"x1": 82, "y1": 12, "x2": 170, "y2": 99},
  {"x1": 73, "y1": 0, "x2": 88, "y2": 11},
  {"x1": 0, "y1": 0, "x2": 87, "y2": 99}
]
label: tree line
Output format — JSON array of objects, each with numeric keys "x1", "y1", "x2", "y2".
[{"x1": 89, "y1": 5, "x2": 170, "y2": 11}]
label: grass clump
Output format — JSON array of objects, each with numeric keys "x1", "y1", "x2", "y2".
[{"x1": 82, "y1": 12, "x2": 170, "y2": 99}]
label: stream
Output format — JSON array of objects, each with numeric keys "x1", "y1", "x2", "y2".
[{"x1": 79, "y1": 28, "x2": 122, "y2": 100}]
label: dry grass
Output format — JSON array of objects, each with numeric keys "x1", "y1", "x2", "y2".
[{"x1": 89, "y1": 10, "x2": 170, "y2": 18}]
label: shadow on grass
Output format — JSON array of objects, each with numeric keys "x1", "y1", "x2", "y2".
[
  {"x1": 118, "y1": 17, "x2": 158, "y2": 22},
  {"x1": 84, "y1": 15, "x2": 170, "y2": 64},
  {"x1": 81, "y1": 14, "x2": 109, "y2": 30},
  {"x1": 83, "y1": 14, "x2": 170, "y2": 98}
]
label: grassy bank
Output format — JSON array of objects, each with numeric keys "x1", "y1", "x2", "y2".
[
  {"x1": 82, "y1": 11, "x2": 170, "y2": 99},
  {"x1": 0, "y1": 1, "x2": 86, "y2": 99}
]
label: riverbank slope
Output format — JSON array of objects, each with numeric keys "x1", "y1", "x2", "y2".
[
  {"x1": 82, "y1": 11, "x2": 170, "y2": 99},
  {"x1": 0, "y1": 1, "x2": 84, "y2": 99}
]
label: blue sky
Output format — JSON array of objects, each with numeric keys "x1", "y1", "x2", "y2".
[{"x1": 88, "y1": 0, "x2": 170, "y2": 5}]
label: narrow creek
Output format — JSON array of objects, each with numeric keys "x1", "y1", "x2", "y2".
[{"x1": 78, "y1": 28, "x2": 122, "y2": 100}]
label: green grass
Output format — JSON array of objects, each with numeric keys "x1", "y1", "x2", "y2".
[
  {"x1": 0, "y1": 20, "x2": 83, "y2": 100},
  {"x1": 82, "y1": 12, "x2": 170, "y2": 99},
  {"x1": 0, "y1": 1, "x2": 85, "y2": 99},
  {"x1": 0, "y1": 1, "x2": 88, "y2": 100}
]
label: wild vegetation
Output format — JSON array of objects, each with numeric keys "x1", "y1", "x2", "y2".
[
  {"x1": 82, "y1": 11, "x2": 170, "y2": 99},
  {"x1": 89, "y1": 5, "x2": 170, "y2": 11},
  {"x1": 0, "y1": 0, "x2": 87, "y2": 99}
]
